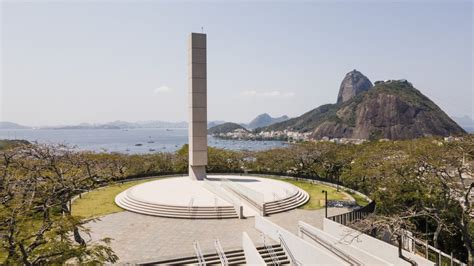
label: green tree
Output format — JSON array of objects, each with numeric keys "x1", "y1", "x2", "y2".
[{"x1": 0, "y1": 144, "x2": 120, "y2": 264}]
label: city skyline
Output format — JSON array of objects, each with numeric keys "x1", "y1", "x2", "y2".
[{"x1": 1, "y1": 1, "x2": 472, "y2": 127}]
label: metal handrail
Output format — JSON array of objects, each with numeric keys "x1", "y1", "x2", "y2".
[
  {"x1": 188, "y1": 197, "x2": 195, "y2": 219},
  {"x1": 403, "y1": 232, "x2": 466, "y2": 266},
  {"x1": 214, "y1": 197, "x2": 220, "y2": 219},
  {"x1": 222, "y1": 178, "x2": 264, "y2": 206},
  {"x1": 262, "y1": 234, "x2": 279, "y2": 265},
  {"x1": 221, "y1": 178, "x2": 265, "y2": 215},
  {"x1": 203, "y1": 179, "x2": 243, "y2": 218},
  {"x1": 214, "y1": 239, "x2": 229, "y2": 266},
  {"x1": 278, "y1": 232, "x2": 300, "y2": 266},
  {"x1": 188, "y1": 197, "x2": 194, "y2": 211},
  {"x1": 193, "y1": 240, "x2": 206, "y2": 266},
  {"x1": 328, "y1": 200, "x2": 376, "y2": 225},
  {"x1": 299, "y1": 225, "x2": 362, "y2": 266}
]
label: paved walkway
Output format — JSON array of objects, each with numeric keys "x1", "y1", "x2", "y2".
[{"x1": 84, "y1": 208, "x2": 348, "y2": 263}]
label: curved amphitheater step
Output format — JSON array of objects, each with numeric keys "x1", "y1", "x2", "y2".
[
  {"x1": 142, "y1": 244, "x2": 290, "y2": 265},
  {"x1": 264, "y1": 189, "x2": 310, "y2": 215},
  {"x1": 115, "y1": 193, "x2": 239, "y2": 219}
]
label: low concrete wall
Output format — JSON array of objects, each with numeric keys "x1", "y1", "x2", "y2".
[
  {"x1": 255, "y1": 216, "x2": 347, "y2": 265},
  {"x1": 323, "y1": 219, "x2": 434, "y2": 266},
  {"x1": 242, "y1": 232, "x2": 266, "y2": 265},
  {"x1": 298, "y1": 221, "x2": 390, "y2": 265}
]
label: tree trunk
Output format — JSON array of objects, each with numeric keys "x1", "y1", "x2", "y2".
[
  {"x1": 62, "y1": 200, "x2": 86, "y2": 246},
  {"x1": 433, "y1": 224, "x2": 441, "y2": 249},
  {"x1": 18, "y1": 244, "x2": 32, "y2": 266},
  {"x1": 455, "y1": 219, "x2": 474, "y2": 265},
  {"x1": 73, "y1": 227, "x2": 86, "y2": 246}
]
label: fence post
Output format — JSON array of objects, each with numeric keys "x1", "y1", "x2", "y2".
[
  {"x1": 450, "y1": 252, "x2": 453, "y2": 266},
  {"x1": 426, "y1": 241, "x2": 429, "y2": 259},
  {"x1": 438, "y1": 248, "x2": 442, "y2": 266}
]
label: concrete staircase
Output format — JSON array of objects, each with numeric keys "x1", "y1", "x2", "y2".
[
  {"x1": 142, "y1": 244, "x2": 290, "y2": 265},
  {"x1": 115, "y1": 190, "x2": 239, "y2": 219},
  {"x1": 265, "y1": 188, "x2": 309, "y2": 215}
]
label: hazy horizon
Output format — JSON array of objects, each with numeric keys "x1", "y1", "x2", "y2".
[{"x1": 1, "y1": 1, "x2": 473, "y2": 127}]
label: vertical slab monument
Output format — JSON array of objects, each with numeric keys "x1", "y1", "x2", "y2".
[{"x1": 188, "y1": 33, "x2": 207, "y2": 180}]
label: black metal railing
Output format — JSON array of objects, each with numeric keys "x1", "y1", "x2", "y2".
[{"x1": 328, "y1": 200, "x2": 376, "y2": 225}]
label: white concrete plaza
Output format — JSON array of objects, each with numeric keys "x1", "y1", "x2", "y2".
[{"x1": 115, "y1": 175, "x2": 308, "y2": 218}]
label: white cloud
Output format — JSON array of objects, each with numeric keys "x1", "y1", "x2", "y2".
[
  {"x1": 241, "y1": 90, "x2": 295, "y2": 98},
  {"x1": 153, "y1": 86, "x2": 173, "y2": 94}
]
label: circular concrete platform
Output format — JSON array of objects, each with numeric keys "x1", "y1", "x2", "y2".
[{"x1": 115, "y1": 175, "x2": 309, "y2": 219}]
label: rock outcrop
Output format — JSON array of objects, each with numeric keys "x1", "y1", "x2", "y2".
[{"x1": 337, "y1": 70, "x2": 373, "y2": 104}]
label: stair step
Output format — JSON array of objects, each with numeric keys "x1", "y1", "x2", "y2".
[
  {"x1": 266, "y1": 193, "x2": 306, "y2": 208},
  {"x1": 146, "y1": 244, "x2": 290, "y2": 265},
  {"x1": 119, "y1": 206, "x2": 238, "y2": 219},
  {"x1": 265, "y1": 191, "x2": 301, "y2": 205},
  {"x1": 265, "y1": 192, "x2": 309, "y2": 214},
  {"x1": 121, "y1": 198, "x2": 237, "y2": 215},
  {"x1": 125, "y1": 195, "x2": 235, "y2": 210},
  {"x1": 117, "y1": 198, "x2": 239, "y2": 219},
  {"x1": 122, "y1": 196, "x2": 236, "y2": 212},
  {"x1": 116, "y1": 193, "x2": 240, "y2": 219}
]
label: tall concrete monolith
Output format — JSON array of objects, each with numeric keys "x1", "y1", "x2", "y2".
[{"x1": 188, "y1": 33, "x2": 207, "y2": 180}]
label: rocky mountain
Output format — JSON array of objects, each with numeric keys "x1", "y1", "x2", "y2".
[
  {"x1": 247, "y1": 113, "x2": 289, "y2": 129},
  {"x1": 337, "y1": 70, "x2": 373, "y2": 103},
  {"x1": 0, "y1": 122, "x2": 30, "y2": 129},
  {"x1": 208, "y1": 122, "x2": 249, "y2": 135},
  {"x1": 260, "y1": 77, "x2": 465, "y2": 140}
]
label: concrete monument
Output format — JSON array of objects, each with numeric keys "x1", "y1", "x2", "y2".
[
  {"x1": 188, "y1": 33, "x2": 207, "y2": 180},
  {"x1": 115, "y1": 33, "x2": 310, "y2": 220}
]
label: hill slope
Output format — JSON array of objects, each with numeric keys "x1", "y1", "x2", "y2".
[
  {"x1": 208, "y1": 122, "x2": 249, "y2": 135},
  {"x1": 247, "y1": 113, "x2": 289, "y2": 129},
  {"x1": 261, "y1": 80, "x2": 465, "y2": 140},
  {"x1": 0, "y1": 122, "x2": 30, "y2": 129}
]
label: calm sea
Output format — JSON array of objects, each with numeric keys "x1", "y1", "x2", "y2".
[{"x1": 0, "y1": 128, "x2": 286, "y2": 154}]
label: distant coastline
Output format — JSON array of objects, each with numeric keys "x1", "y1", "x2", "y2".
[{"x1": 0, "y1": 128, "x2": 287, "y2": 154}]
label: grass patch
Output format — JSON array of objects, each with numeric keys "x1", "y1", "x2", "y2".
[
  {"x1": 72, "y1": 177, "x2": 162, "y2": 219},
  {"x1": 275, "y1": 178, "x2": 351, "y2": 210},
  {"x1": 345, "y1": 190, "x2": 370, "y2": 207}
]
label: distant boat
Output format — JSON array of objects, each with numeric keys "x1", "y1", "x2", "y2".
[
  {"x1": 149, "y1": 148, "x2": 156, "y2": 152},
  {"x1": 166, "y1": 129, "x2": 173, "y2": 131},
  {"x1": 135, "y1": 143, "x2": 143, "y2": 146},
  {"x1": 147, "y1": 141, "x2": 154, "y2": 143}
]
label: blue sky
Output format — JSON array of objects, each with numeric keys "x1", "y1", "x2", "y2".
[{"x1": 1, "y1": 1, "x2": 472, "y2": 126}]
